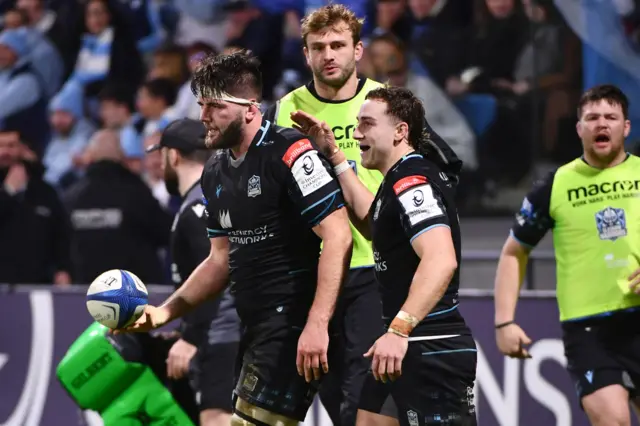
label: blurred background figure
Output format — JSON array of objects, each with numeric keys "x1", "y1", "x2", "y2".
[
  {"x1": 63, "y1": 129, "x2": 172, "y2": 285},
  {"x1": 43, "y1": 80, "x2": 95, "y2": 190},
  {"x1": 0, "y1": 130, "x2": 71, "y2": 286}
]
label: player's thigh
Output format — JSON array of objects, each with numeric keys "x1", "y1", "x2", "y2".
[
  {"x1": 235, "y1": 318, "x2": 321, "y2": 422},
  {"x1": 563, "y1": 321, "x2": 635, "y2": 425},
  {"x1": 360, "y1": 335, "x2": 477, "y2": 426},
  {"x1": 581, "y1": 385, "x2": 631, "y2": 426},
  {"x1": 192, "y1": 341, "x2": 239, "y2": 414}
]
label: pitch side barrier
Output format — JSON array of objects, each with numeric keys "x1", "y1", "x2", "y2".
[{"x1": 1, "y1": 276, "x2": 609, "y2": 426}]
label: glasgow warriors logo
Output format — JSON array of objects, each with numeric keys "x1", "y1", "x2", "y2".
[{"x1": 595, "y1": 207, "x2": 627, "y2": 241}]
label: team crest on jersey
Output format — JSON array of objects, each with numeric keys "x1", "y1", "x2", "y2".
[
  {"x1": 247, "y1": 175, "x2": 261, "y2": 197},
  {"x1": 595, "y1": 206, "x2": 627, "y2": 241},
  {"x1": 406, "y1": 410, "x2": 419, "y2": 426}
]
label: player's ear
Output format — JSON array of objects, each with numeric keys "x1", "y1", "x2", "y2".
[
  {"x1": 168, "y1": 148, "x2": 179, "y2": 167},
  {"x1": 354, "y1": 40, "x2": 364, "y2": 62},
  {"x1": 303, "y1": 46, "x2": 311, "y2": 68},
  {"x1": 576, "y1": 120, "x2": 583, "y2": 139},
  {"x1": 624, "y1": 119, "x2": 631, "y2": 138},
  {"x1": 395, "y1": 121, "x2": 409, "y2": 142}
]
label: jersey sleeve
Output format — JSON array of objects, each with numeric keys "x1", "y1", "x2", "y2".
[
  {"x1": 200, "y1": 167, "x2": 228, "y2": 239},
  {"x1": 511, "y1": 171, "x2": 555, "y2": 248},
  {"x1": 280, "y1": 138, "x2": 345, "y2": 227},
  {"x1": 392, "y1": 174, "x2": 450, "y2": 243}
]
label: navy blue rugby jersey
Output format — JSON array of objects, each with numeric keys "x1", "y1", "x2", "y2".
[
  {"x1": 200, "y1": 120, "x2": 345, "y2": 321},
  {"x1": 369, "y1": 153, "x2": 469, "y2": 336}
]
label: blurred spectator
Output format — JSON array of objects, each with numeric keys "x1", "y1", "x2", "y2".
[
  {"x1": 0, "y1": 27, "x2": 49, "y2": 155},
  {"x1": 97, "y1": 81, "x2": 144, "y2": 170},
  {"x1": 513, "y1": 0, "x2": 581, "y2": 160},
  {"x1": 98, "y1": 81, "x2": 136, "y2": 130},
  {"x1": 173, "y1": 0, "x2": 227, "y2": 51},
  {"x1": 2, "y1": 7, "x2": 29, "y2": 29},
  {"x1": 147, "y1": 43, "x2": 189, "y2": 86},
  {"x1": 172, "y1": 41, "x2": 217, "y2": 120},
  {"x1": 224, "y1": 0, "x2": 284, "y2": 100},
  {"x1": 15, "y1": 0, "x2": 70, "y2": 67},
  {"x1": 368, "y1": 33, "x2": 478, "y2": 171},
  {"x1": 3, "y1": 7, "x2": 64, "y2": 98},
  {"x1": 134, "y1": 77, "x2": 180, "y2": 138},
  {"x1": 64, "y1": 129, "x2": 172, "y2": 284},
  {"x1": 408, "y1": 0, "x2": 472, "y2": 88},
  {"x1": 446, "y1": 0, "x2": 527, "y2": 96},
  {"x1": 110, "y1": 0, "x2": 166, "y2": 55},
  {"x1": 0, "y1": 131, "x2": 72, "y2": 285},
  {"x1": 142, "y1": 131, "x2": 171, "y2": 209},
  {"x1": 64, "y1": 0, "x2": 144, "y2": 105},
  {"x1": 371, "y1": 0, "x2": 413, "y2": 44},
  {"x1": 43, "y1": 81, "x2": 95, "y2": 189}
]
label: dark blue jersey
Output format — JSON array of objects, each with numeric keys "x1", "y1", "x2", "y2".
[
  {"x1": 200, "y1": 120, "x2": 345, "y2": 323},
  {"x1": 370, "y1": 153, "x2": 469, "y2": 336}
]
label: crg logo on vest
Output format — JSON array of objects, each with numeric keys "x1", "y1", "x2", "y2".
[
  {"x1": 331, "y1": 125, "x2": 355, "y2": 140},
  {"x1": 566, "y1": 180, "x2": 640, "y2": 201}
]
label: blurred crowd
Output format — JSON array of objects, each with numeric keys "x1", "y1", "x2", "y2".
[{"x1": 1, "y1": 0, "x2": 640, "y2": 286}]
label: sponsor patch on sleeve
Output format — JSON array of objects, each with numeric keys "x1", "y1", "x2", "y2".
[
  {"x1": 397, "y1": 183, "x2": 444, "y2": 226},
  {"x1": 282, "y1": 139, "x2": 313, "y2": 168},
  {"x1": 291, "y1": 150, "x2": 333, "y2": 196},
  {"x1": 393, "y1": 175, "x2": 428, "y2": 195}
]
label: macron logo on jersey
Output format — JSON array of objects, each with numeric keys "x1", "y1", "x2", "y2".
[
  {"x1": 393, "y1": 175, "x2": 428, "y2": 195},
  {"x1": 282, "y1": 139, "x2": 313, "y2": 168}
]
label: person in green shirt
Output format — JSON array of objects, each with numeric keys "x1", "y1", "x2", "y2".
[{"x1": 494, "y1": 84, "x2": 640, "y2": 426}]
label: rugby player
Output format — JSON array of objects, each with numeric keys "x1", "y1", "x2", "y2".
[
  {"x1": 265, "y1": 6, "x2": 462, "y2": 423},
  {"x1": 292, "y1": 86, "x2": 477, "y2": 426},
  {"x1": 263, "y1": 6, "x2": 384, "y2": 423},
  {"x1": 118, "y1": 51, "x2": 353, "y2": 426},
  {"x1": 146, "y1": 118, "x2": 240, "y2": 425},
  {"x1": 494, "y1": 84, "x2": 640, "y2": 426}
]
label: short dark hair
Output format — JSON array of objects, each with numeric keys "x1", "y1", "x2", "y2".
[
  {"x1": 577, "y1": 84, "x2": 629, "y2": 119},
  {"x1": 141, "y1": 78, "x2": 178, "y2": 106},
  {"x1": 180, "y1": 149, "x2": 212, "y2": 165},
  {"x1": 365, "y1": 87, "x2": 427, "y2": 153},
  {"x1": 98, "y1": 81, "x2": 135, "y2": 111},
  {"x1": 190, "y1": 51, "x2": 263, "y2": 102}
]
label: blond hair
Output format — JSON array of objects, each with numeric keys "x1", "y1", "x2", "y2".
[{"x1": 301, "y1": 4, "x2": 364, "y2": 47}]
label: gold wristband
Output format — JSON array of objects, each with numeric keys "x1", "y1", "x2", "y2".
[{"x1": 387, "y1": 327, "x2": 409, "y2": 338}]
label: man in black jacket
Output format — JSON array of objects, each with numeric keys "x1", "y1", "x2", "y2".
[
  {"x1": 64, "y1": 128, "x2": 172, "y2": 284},
  {"x1": 146, "y1": 118, "x2": 240, "y2": 426},
  {"x1": 0, "y1": 131, "x2": 71, "y2": 285}
]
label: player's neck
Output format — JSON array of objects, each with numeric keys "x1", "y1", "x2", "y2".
[
  {"x1": 230, "y1": 117, "x2": 263, "y2": 159},
  {"x1": 583, "y1": 149, "x2": 627, "y2": 169},
  {"x1": 178, "y1": 166, "x2": 204, "y2": 197},
  {"x1": 313, "y1": 73, "x2": 359, "y2": 101},
  {"x1": 379, "y1": 147, "x2": 416, "y2": 176}
]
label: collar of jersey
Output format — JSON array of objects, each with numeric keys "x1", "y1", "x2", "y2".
[
  {"x1": 305, "y1": 76, "x2": 368, "y2": 104},
  {"x1": 578, "y1": 152, "x2": 631, "y2": 171},
  {"x1": 228, "y1": 119, "x2": 272, "y2": 162}
]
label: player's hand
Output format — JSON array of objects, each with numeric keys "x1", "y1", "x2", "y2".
[
  {"x1": 166, "y1": 338, "x2": 197, "y2": 380},
  {"x1": 628, "y1": 267, "x2": 640, "y2": 293},
  {"x1": 290, "y1": 110, "x2": 340, "y2": 162},
  {"x1": 296, "y1": 321, "x2": 329, "y2": 383},
  {"x1": 111, "y1": 305, "x2": 170, "y2": 334},
  {"x1": 496, "y1": 323, "x2": 532, "y2": 359},
  {"x1": 364, "y1": 332, "x2": 408, "y2": 383}
]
